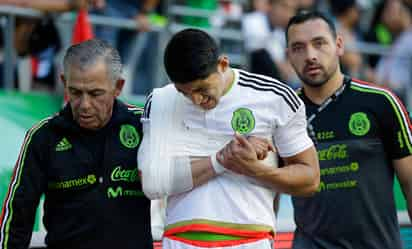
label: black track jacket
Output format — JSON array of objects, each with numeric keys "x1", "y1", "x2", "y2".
[{"x1": 0, "y1": 100, "x2": 153, "y2": 249}]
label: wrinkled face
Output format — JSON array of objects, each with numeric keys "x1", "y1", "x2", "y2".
[
  {"x1": 287, "y1": 19, "x2": 344, "y2": 87},
  {"x1": 62, "y1": 60, "x2": 123, "y2": 130},
  {"x1": 174, "y1": 58, "x2": 229, "y2": 110}
]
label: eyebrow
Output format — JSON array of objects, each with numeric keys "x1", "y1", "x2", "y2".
[
  {"x1": 68, "y1": 86, "x2": 104, "y2": 93},
  {"x1": 68, "y1": 86, "x2": 80, "y2": 91},
  {"x1": 290, "y1": 36, "x2": 327, "y2": 47},
  {"x1": 312, "y1": 36, "x2": 327, "y2": 42},
  {"x1": 192, "y1": 86, "x2": 205, "y2": 92},
  {"x1": 290, "y1": 41, "x2": 305, "y2": 47}
]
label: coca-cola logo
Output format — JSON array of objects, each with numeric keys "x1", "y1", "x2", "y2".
[{"x1": 110, "y1": 166, "x2": 139, "y2": 182}]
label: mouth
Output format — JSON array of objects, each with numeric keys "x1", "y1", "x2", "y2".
[
  {"x1": 79, "y1": 114, "x2": 94, "y2": 123},
  {"x1": 304, "y1": 65, "x2": 322, "y2": 75},
  {"x1": 200, "y1": 97, "x2": 215, "y2": 110}
]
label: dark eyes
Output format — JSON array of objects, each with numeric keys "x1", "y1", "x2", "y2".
[
  {"x1": 194, "y1": 88, "x2": 206, "y2": 94},
  {"x1": 292, "y1": 45, "x2": 304, "y2": 52},
  {"x1": 313, "y1": 40, "x2": 326, "y2": 47},
  {"x1": 291, "y1": 40, "x2": 327, "y2": 52},
  {"x1": 69, "y1": 89, "x2": 81, "y2": 96},
  {"x1": 90, "y1": 90, "x2": 104, "y2": 97}
]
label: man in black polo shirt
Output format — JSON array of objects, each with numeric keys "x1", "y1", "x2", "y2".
[{"x1": 286, "y1": 11, "x2": 412, "y2": 249}]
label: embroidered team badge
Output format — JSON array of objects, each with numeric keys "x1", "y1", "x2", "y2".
[
  {"x1": 119, "y1": 124, "x2": 140, "y2": 149},
  {"x1": 231, "y1": 108, "x2": 255, "y2": 135},
  {"x1": 348, "y1": 112, "x2": 370, "y2": 136}
]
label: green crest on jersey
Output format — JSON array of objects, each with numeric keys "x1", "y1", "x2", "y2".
[
  {"x1": 348, "y1": 112, "x2": 370, "y2": 136},
  {"x1": 231, "y1": 108, "x2": 255, "y2": 135},
  {"x1": 119, "y1": 124, "x2": 140, "y2": 149}
]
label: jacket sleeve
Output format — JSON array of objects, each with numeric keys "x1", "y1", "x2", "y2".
[{"x1": 0, "y1": 122, "x2": 48, "y2": 249}]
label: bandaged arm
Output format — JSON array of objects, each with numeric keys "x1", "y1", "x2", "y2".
[{"x1": 138, "y1": 119, "x2": 225, "y2": 200}]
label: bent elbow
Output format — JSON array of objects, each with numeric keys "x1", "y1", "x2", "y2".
[
  {"x1": 305, "y1": 178, "x2": 320, "y2": 196},
  {"x1": 292, "y1": 183, "x2": 318, "y2": 197},
  {"x1": 292, "y1": 170, "x2": 320, "y2": 197},
  {"x1": 301, "y1": 171, "x2": 320, "y2": 196},
  {"x1": 311, "y1": 166, "x2": 321, "y2": 193}
]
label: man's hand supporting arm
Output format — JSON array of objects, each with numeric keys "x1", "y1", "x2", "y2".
[{"x1": 217, "y1": 133, "x2": 320, "y2": 196}]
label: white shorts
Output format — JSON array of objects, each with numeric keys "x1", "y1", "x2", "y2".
[{"x1": 162, "y1": 237, "x2": 274, "y2": 249}]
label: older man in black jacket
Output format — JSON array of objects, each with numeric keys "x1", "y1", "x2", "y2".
[{"x1": 0, "y1": 39, "x2": 153, "y2": 249}]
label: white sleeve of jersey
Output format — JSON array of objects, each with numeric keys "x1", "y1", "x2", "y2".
[{"x1": 273, "y1": 104, "x2": 314, "y2": 158}]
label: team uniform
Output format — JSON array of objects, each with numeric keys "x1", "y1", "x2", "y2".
[
  {"x1": 293, "y1": 77, "x2": 412, "y2": 249},
  {"x1": 139, "y1": 69, "x2": 313, "y2": 248},
  {"x1": 0, "y1": 100, "x2": 153, "y2": 249}
]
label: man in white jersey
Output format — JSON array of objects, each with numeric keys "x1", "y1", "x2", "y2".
[{"x1": 138, "y1": 28, "x2": 320, "y2": 249}]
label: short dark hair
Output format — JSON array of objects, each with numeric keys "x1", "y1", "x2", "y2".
[
  {"x1": 285, "y1": 11, "x2": 337, "y2": 44},
  {"x1": 164, "y1": 28, "x2": 219, "y2": 84}
]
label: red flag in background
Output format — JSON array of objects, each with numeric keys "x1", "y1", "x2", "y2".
[{"x1": 72, "y1": 9, "x2": 94, "y2": 45}]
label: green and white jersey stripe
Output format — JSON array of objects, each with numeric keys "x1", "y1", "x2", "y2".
[{"x1": 351, "y1": 80, "x2": 412, "y2": 153}]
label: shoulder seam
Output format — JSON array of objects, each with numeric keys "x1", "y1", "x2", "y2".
[
  {"x1": 238, "y1": 72, "x2": 300, "y2": 112},
  {"x1": 351, "y1": 80, "x2": 412, "y2": 153},
  {"x1": 238, "y1": 71, "x2": 300, "y2": 110},
  {"x1": 239, "y1": 71, "x2": 299, "y2": 101}
]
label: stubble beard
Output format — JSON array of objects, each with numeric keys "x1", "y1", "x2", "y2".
[{"x1": 298, "y1": 63, "x2": 338, "y2": 88}]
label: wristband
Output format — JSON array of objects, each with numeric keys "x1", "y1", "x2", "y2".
[{"x1": 211, "y1": 153, "x2": 225, "y2": 174}]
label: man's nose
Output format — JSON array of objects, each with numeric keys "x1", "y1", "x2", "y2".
[
  {"x1": 305, "y1": 46, "x2": 318, "y2": 62},
  {"x1": 191, "y1": 93, "x2": 203, "y2": 105},
  {"x1": 79, "y1": 94, "x2": 92, "y2": 109}
]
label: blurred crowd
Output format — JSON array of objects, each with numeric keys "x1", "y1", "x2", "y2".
[
  {"x1": 243, "y1": 0, "x2": 412, "y2": 106},
  {"x1": 0, "y1": 0, "x2": 411, "y2": 107},
  {"x1": 0, "y1": 0, "x2": 164, "y2": 94}
]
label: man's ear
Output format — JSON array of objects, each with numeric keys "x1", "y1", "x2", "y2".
[
  {"x1": 114, "y1": 78, "x2": 125, "y2": 97},
  {"x1": 336, "y1": 35, "x2": 345, "y2": 56},
  {"x1": 217, "y1": 55, "x2": 230, "y2": 73}
]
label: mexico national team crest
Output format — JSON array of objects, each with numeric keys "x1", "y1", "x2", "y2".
[
  {"x1": 231, "y1": 108, "x2": 255, "y2": 135},
  {"x1": 119, "y1": 124, "x2": 140, "y2": 149},
  {"x1": 348, "y1": 112, "x2": 370, "y2": 136}
]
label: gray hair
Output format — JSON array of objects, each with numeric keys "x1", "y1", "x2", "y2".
[{"x1": 63, "y1": 39, "x2": 122, "y2": 83}]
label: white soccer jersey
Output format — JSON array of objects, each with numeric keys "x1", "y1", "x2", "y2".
[
  {"x1": 179, "y1": 69, "x2": 311, "y2": 158},
  {"x1": 139, "y1": 69, "x2": 313, "y2": 247}
]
